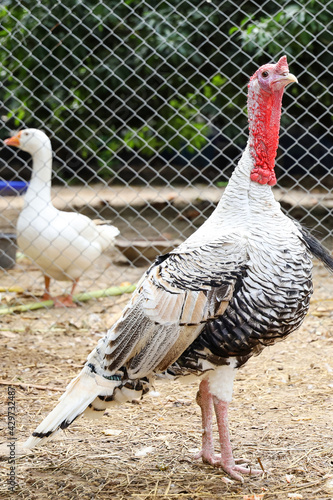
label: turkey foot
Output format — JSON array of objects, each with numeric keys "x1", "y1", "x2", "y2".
[
  {"x1": 196, "y1": 448, "x2": 260, "y2": 481},
  {"x1": 196, "y1": 452, "x2": 252, "y2": 467},
  {"x1": 198, "y1": 451, "x2": 261, "y2": 481}
]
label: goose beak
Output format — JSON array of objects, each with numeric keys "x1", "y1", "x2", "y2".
[{"x1": 4, "y1": 133, "x2": 21, "y2": 148}]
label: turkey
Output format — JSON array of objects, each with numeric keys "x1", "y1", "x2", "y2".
[
  {"x1": 24, "y1": 56, "x2": 333, "y2": 480},
  {"x1": 4, "y1": 129, "x2": 119, "y2": 307}
]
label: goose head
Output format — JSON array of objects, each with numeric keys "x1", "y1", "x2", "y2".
[{"x1": 5, "y1": 129, "x2": 51, "y2": 155}]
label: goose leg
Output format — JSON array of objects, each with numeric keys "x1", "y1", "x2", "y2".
[{"x1": 42, "y1": 275, "x2": 52, "y2": 301}]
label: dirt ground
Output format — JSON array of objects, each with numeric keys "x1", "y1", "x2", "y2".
[{"x1": 0, "y1": 255, "x2": 332, "y2": 500}]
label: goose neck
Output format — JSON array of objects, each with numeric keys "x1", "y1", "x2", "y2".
[{"x1": 25, "y1": 147, "x2": 53, "y2": 205}]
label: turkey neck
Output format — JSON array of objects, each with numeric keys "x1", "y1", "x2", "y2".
[
  {"x1": 24, "y1": 141, "x2": 53, "y2": 207},
  {"x1": 182, "y1": 82, "x2": 286, "y2": 249},
  {"x1": 216, "y1": 83, "x2": 285, "y2": 218}
]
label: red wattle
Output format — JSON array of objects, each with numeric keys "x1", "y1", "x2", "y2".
[
  {"x1": 250, "y1": 168, "x2": 277, "y2": 186},
  {"x1": 247, "y1": 86, "x2": 283, "y2": 187}
]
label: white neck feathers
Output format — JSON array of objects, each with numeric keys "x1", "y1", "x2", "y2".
[{"x1": 24, "y1": 139, "x2": 53, "y2": 206}]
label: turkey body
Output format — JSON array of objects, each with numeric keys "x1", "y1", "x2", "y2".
[
  {"x1": 24, "y1": 57, "x2": 332, "y2": 481},
  {"x1": 101, "y1": 145, "x2": 313, "y2": 383}
]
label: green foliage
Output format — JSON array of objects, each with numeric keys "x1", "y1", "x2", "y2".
[
  {"x1": 237, "y1": 2, "x2": 332, "y2": 57},
  {"x1": 0, "y1": 0, "x2": 331, "y2": 180},
  {"x1": 0, "y1": 0, "x2": 230, "y2": 176}
]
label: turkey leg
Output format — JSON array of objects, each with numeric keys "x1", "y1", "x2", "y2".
[
  {"x1": 195, "y1": 378, "x2": 215, "y2": 461},
  {"x1": 195, "y1": 377, "x2": 262, "y2": 481}
]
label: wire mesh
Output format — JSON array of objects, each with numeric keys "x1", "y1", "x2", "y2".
[{"x1": 0, "y1": 0, "x2": 332, "y2": 318}]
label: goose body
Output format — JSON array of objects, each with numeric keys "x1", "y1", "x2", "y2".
[
  {"x1": 24, "y1": 58, "x2": 333, "y2": 480},
  {"x1": 5, "y1": 129, "x2": 119, "y2": 305}
]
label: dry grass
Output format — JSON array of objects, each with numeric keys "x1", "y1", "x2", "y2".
[{"x1": 0, "y1": 259, "x2": 332, "y2": 499}]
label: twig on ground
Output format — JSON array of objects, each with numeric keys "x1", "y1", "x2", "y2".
[
  {"x1": 257, "y1": 456, "x2": 266, "y2": 473},
  {"x1": 0, "y1": 380, "x2": 64, "y2": 392},
  {"x1": 0, "y1": 283, "x2": 136, "y2": 315}
]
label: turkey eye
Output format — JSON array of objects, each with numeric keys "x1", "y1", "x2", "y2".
[{"x1": 262, "y1": 71, "x2": 269, "y2": 78}]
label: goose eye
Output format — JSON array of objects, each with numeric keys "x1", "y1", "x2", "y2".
[{"x1": 262, "y1": 71, "x2": 269, "y2": 78}]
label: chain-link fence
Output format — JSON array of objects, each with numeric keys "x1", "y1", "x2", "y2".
[{"x1": 0, "y1": 0, "x2": 332, "y2": 318}]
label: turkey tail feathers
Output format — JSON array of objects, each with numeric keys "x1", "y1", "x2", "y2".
[
  {"x1": 24, "y1": 365, "x2": 120, "y2": 449},
  {"x1": 300, "y1": 227, "x2": 333, "y2": 272}
]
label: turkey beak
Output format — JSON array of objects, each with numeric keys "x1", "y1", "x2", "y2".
[
  {"x1": 284, "y1": 73, "x2": 298, "y2": 84},
  {"x1": 272, "y1": 72, "x2": 298, "y2": 91},
  {"x1": 274, "y1": 72, "x2": 298, "y2": 86},
  {"x1": 4, "y1": 133, "x2": 21, "y2": 148}
]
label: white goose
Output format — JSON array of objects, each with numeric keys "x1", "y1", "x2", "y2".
[{"x1": 5, "y1": 129, "x2": 119, "y2": 307}]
